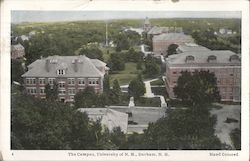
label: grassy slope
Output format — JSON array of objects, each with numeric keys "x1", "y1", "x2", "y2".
[{"x1": 110, "y1": 62, "x2": 143, "y2": 85}]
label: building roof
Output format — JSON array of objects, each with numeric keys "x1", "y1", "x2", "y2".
[
  {"x1": 22, "y1": 55, "x2": 106, "y2": 77},
  {"x1": 148, "y1": 26, "x2": 169, "y2": 35},
  {"x1": 78, "y1": 108, "x2": 128, "y2": 133},
  {"x1": 11, "y1": 43, "x2": 25, "y2": 51},
  {"x1": 124, "y1": 27, "x2": 144, "y2": 35},
  {"x1": 153, "y1": 33, "x2": 194, "y2": 42},
  {"x1": 167, "y1": 50, "x2": 240, "y2": 65},
  {"x1": 177, "y1": 43, "x2": 210, "y2": 53}
]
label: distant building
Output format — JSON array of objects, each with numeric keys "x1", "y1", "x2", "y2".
[
  {"x1": 176, "y1": 43, "x2": 210, "y2": 53},
  {"x1": 217, "y1": 28, "x2": 236, "y2": 36},
  {"x1": 143, "y1": 17, "x2": 151, "y2": 32},
  {"x1": 22, "y1": 55, "x2": 109, "y2": 102},
  {"x1": 165, "y1": 49, "x2": 241, "y2": 102},
  {"x1": 78, "y1": 108, "x2": 128, "y2": 133},
  {"x1": 152, "y1": 33, "x2": 194, "y2": 55},
  {"x1": 124, "y1": 27, "x2": 144, "y2": 36},
  {"x1": 147, "y1": 26, "x2": 183, "y2": 38},
  {"x1": 11, "y1": 43, "x2": 25, "y2": 59}
]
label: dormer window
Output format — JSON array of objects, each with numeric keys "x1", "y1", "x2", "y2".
[
  {"x1": 57, "y1": 69, "x2": 65, "y2": 75},
  {"x1": 185, "y1": 55, "x2": 195, "y2": 63},
  {"x1": 207, "y1": 55, "x2": 217, "y2": 63},
  {"x1": 229, "y1": 55, "x2": 240, "y2": 63}
]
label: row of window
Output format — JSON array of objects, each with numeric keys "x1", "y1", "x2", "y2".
[
  {"x1": 171, "y1": 71, "x2": 239, "y2": 76},
  {"x1": 26, "y1": 78, "x2": 99, "y2": 85},
  {"x1": 26, "y1": 87, "x2": 86, "y2": 95}
]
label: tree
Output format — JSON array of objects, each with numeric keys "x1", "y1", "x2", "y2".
[
  {"x1": 167, "y1": 44, "x2": 178, "y2": 57},
  {"x1": 110, "y1": 79, "x2": 122, "y2": 104},
  {"x1": 74, "y1": 86, "x2": 97, "y2": 108},
  {"x1": 110, "y1": 127, "x2": 127, "y2": 149},
  {"x1": 11, "y1": 92, "x2": 116, "y2": 150},
  {"x1": 11, "y1": 60, "x2": 25, "y2": 83},
  {"x1": 103, "y1": 74, "x2": 110, "y2": 94},
  {"x1": 96, "y1": 93, "x2": 109, "y2": 107},
  {"x1": 144, "y1": 55, "x2": 160, "y2": 78},
  {"x1": 128, "y1": 75, "x2": 145, "y2": 99},
  {"x1": 115, "y1": 33, "x2": 130, "y2": 51},
  {"x1": 126, "y1": 48, "x2": 143, "y2": 62},
  {"x1": 173, "y1": 70, "x2": 221, "y2": 106},
  {"x1": 109, "y1": 52, "x2": 125, "y2": 71},
  {"x1": 142, "y1": 108, "x2": 224, "y2": 150},
  {"x1": 45, "y1": 82, "x2": 58, "y2": 101},
  {"x1": 79, "y1": 44, "x2": 104, "y2": 61}
]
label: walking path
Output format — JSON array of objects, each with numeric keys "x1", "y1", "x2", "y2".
[
  {"x1": 143, "y1": 78, "x2": 167, "y2": 107},
  {"x1": 120, "y1": 78, "x2": 167, "y2": 107}
]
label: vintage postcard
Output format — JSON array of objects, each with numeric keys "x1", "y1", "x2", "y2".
[{"x1": 0, "y1": 0, "x2": 249, "y2": 161}]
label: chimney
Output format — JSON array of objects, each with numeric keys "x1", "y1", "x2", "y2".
[
  {"x1": 45, "y1": 59, "x2": 50, "y2": 72},
  {"x1": 74, "y1": 59, "x2": 78, "y2": 72}
]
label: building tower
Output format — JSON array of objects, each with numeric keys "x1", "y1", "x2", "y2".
[{"x1": 143, "y1": 17, "x2": 151, "y2": 32}]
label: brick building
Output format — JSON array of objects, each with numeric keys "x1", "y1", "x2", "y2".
[
  {"x1": 11, "y1": 43, "x2": 25, "y2": 59},
  {"x1": 165, "y1": 48, "x2": 241, "y2": 102},
  {"x1": 22, "y1": 55, "x2": 109, "y2": 102},
  {"x1": 152, "y1": 33, "x2": 194, "y2": 55}
]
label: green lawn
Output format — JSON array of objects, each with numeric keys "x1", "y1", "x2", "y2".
[{"x1": 110, "y1": 62, "x2": 143, "y2": 85}]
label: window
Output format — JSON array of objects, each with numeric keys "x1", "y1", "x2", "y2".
[
  {"x1": 207, "y1": 55, "x2": 217, "y2": 63},
  {"x1": 58, "y1": 81, "x2": 65, "y2": 88},
  {"x1": 40, "y1": 88, "x2": 45, "y2": 94},
  {"x1": 185, "y1": 55, "x2": 195, "y2": 63},
  {"x1": 57, "y1": 69, "x2": 65, "y2": 75},
  {"x1": 68, "y1": 78, "x2": 75, "y2": 85},
  {"x1": 78, "y1": 78, "x2": 85, "y2": 85},
  {"x1": 59, "y1": 89, "x2": 66, "y2": 95},
  {"x1": 39, "y1": 78, "x2": 45, "y2": 85},
  {"x1": 88, "y1": 78, "x2": 99, "y2": 85},
  {"x1": 27, "y1": 87, "x2": 36, "y2": 94},
  {"x1": 48, "y1": 78, "x2": 55, "y2": 85},
  {"x1": 229, "y1": 55, "x2": 240, "y2": 62},
  {"x1": 68, "y1": 88, "x2": 76, "y2": 95},
  {"x1": 26, "y1": 78, "x2": 36, "y2": 85}
]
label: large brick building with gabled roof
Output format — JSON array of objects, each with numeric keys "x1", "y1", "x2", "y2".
[{"x1": 22, "y1": 55, "x2": 109, "y2": 102}]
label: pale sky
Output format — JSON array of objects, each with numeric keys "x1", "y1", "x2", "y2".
[{"x1": 12, "y1": 11, "x2": 241, "y2": 23}]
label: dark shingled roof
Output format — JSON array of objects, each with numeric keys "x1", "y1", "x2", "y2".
[{"x1": 22, "y1": 55, "x2": 106, "y2": 78}]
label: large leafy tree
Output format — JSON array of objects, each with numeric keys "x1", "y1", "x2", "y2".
[
  {"x1": 109, "y1": 52, "x2": 125, "y2": 71},
  {"x1": 79, "y1": 44, "x2": 104, "y2": 61},
  {"x1": 45, "y1": 82, "x2": 58, "y2": 101},
  {"x1": 11, "y1": 93, "x2": 120, "y2": 150},
  {"x1": 173, "y1": 70, "x2": 221, "y2": 106},
  {"x1": 74, "y1": 86, "x2": 97, "y2": 108},
  {"x1": 143, "y1": 55, "x2": 160, "y2": 78},
  {"x1": 128, "y1": 75, "x2": 145, "y2": 99},
  {"x1": 142, "y1": 108, "x2": 225, "y2": 150},
  {"x1": 11, "y1": 60, "x2": 25, "y2": 83}
]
